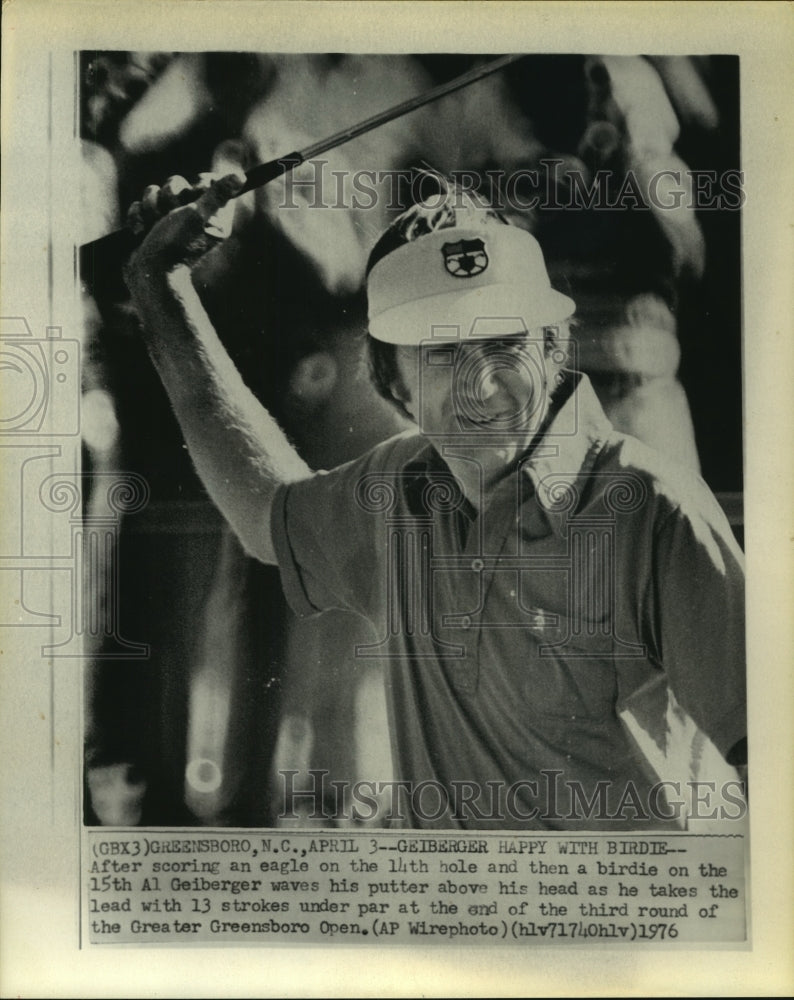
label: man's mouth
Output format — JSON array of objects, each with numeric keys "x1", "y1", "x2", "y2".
[{"x1": 460, "y1": 410, "x2": 514, "y2": 427}]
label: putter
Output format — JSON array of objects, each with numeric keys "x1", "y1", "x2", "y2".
[{"x1": 80, "y1": 54, "x2": 524, "y2": 294}]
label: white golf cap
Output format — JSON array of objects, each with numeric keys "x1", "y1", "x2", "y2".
[{"x1": 367, "y1": 225, "x2": 575, "y2": 345}]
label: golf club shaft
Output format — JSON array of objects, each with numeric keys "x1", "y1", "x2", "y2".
[{"x1": 81, "y1": 53, "x2": 523, "y2": 275}]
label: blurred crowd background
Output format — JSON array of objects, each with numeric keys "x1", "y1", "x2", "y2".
[{"x1": 79, "y1": 52, "x2": 743, "y2": 828}]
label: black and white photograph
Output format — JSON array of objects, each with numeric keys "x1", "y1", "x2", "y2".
[
  {"x1": 1, "y1": 1, "x2": 792, "y2": 996},
  {"x1": 81, "y1": 47, "x2": 748, "y2": 833}
]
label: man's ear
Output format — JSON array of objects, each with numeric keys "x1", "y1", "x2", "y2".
[
  {"x1": 389, "y1": 380, "x2": 415, "y2": 421},
  {"x1": 391, "y1": 345, "x2": 417, "y2": 420}
]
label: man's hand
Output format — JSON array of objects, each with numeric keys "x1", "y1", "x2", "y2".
[
  {"x1": 124, "y1": 171, "x2": 246, "y2": 291},
  {"x1": 116, "y1": 166, "x2": 306, "y2": 565}
]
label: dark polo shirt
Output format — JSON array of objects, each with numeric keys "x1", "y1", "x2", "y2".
[{"x1": 271, "y1": 375, "x2": 745, "y2": 829}]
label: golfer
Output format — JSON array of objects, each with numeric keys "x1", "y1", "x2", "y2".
[{"x1": 124, "y1": 172, "x2": 746, "y2": 830}]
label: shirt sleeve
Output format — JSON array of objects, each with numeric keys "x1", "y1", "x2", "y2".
[
  {"x1": 269, "y1": 435, "x2": 414, "y2": 621},
  {"x1": 647, "y1": 493, "x2": 746, "y2": 762}
]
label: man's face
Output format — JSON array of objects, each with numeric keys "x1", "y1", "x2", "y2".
[{"x1": 394, "y1": 334, "x2": 552, "y2": 477}]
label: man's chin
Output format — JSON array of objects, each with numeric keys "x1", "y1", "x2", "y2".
[{"x1": 432, "y1": 432, "x2": 529, "y2": 466}]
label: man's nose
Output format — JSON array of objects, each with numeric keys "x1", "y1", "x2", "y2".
[{"x1": 474, "y1": 352, "x2": 539, "y2": 400}]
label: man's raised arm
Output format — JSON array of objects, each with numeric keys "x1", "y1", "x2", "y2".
[{"x1": 123, "y1": 172, "x2": 311, "y2": 564}]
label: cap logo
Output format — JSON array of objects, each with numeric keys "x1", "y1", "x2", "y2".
[{"x1": 441, "y1": 238, "x2": 489, "y2": 278}]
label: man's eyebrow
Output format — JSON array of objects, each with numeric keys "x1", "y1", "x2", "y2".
[{"x1": 460, "y1": 337, "x2": 531, "y2": 350}]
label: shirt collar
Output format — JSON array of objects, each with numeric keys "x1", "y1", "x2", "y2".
[
  {"x1": 519, "y1": 372, "x2": 613, "y2": 531},
  {"x1": 400, "y1": 373, "x2": 613, "y2": 527}
]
